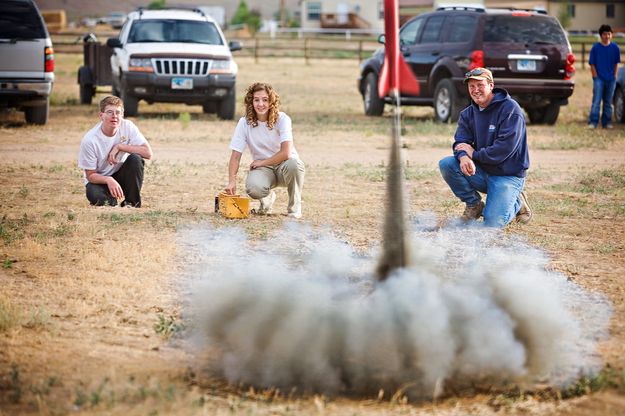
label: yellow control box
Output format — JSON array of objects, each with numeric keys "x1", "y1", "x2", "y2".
[{"x1": 215, "y1": 193, "x2": 250, "y2": 219}]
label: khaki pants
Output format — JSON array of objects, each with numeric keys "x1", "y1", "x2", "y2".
[{"x1": 245, "y1": 158, "x2": 305, "y2": 214}]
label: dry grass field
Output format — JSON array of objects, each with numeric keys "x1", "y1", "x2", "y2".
[{"x1": 1, "y1": 51, "x2": 625, "y2": 415}]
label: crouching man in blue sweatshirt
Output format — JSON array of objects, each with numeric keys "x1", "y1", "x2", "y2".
[{"x1": 439, "y1": 67, "x2": 532, "y2": 227}]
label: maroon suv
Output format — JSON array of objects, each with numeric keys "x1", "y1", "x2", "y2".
[{"x1": 358, "y1": 7, "x2": 576, "y2": 124}]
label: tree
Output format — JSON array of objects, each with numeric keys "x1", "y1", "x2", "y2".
[
  {"x1": 558, "y1": 0, "x2": 572, "y2": 30},
  {"x1": 148, "y1": 0, "x2": 166, "y2": 10},
  {"x1": 231, "y1": 1, "x2": 262, "y2": 35}
]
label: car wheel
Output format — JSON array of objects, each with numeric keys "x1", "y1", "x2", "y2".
[
  {"x1": 121, "y1": 89, "x2": 138, "y2": 117},
  {"x1": 80, "y1": 82, "x2": 94, "y2": 105},
  {"x1": 528, "y1": 102, "x2": 560, "y2": 125},
  {"x1": 363, "y1": 72, "x2": 384, "y2": 116},
  {"x1": 542, "y1": 102, "x2": 560, "y2": 125},
  {"x1": 24, "y1": 100, "x2": 49, "y2": 125},
  {"x1": 614, "y1": 86, "x2": 625, "y2": 123},
  {"x1": 202, "y1": 101, "x2": 217, "y2": 114},
  {"x1": 217, "y1": 88, "x2": 235, "y2": 120},
  {"x1": 433, "y1": 79, "x2": 464, "y2": 123}
]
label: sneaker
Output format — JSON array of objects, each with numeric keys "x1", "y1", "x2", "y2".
[
  {"x1": 287, "y1": 210, "x2": 302, "y2": 219},
  {"x1": 257, "y1": 190, "x2": 276, "y2": 215},
  {"x1": 461, "y1": 201, "x2": 484, "y2": 222},
  {"x1": 605, "y1": 123, "x2": 614, "y2": 129},
  {"x1": 587, "y1": 123, "x2": 597, "y2": 129},
  {"x1": 516, "y1": 191, "x2": 533, "y2": 224}
]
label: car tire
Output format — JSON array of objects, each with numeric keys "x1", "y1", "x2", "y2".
[
  {"x1": 80, "y1": 82, "x2": 94, "y2": 105},
  {"x1": 614, "y1": 86, "x2": 624, "y2": 123},
  {"x1": 434, "y1": 79, "x2": 464, "y2": 123},
  {"x1": 217, "y1": 89, "x2": 235, "y2": 120},
  {"x1": 202, "y1": 101, "x2": 217, "y2": 114},
  {"x1": 528, "y1": 102, "x2": 560, "y2": 125},
  {"x1": 121, "y1": 89, "x2": 139, "y2": 117},
  {"x1": 364, "y1": 72, "x2": 385, "y2": 116},
  {"x1": 24, "y1": 100, "x2": 49, "y2": 125}
]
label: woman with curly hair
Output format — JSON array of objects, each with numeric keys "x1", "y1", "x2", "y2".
[{"x1": 225, "y1": 82, "x2": 305, "y2": 218}]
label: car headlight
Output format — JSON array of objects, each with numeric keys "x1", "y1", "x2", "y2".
[
  {"x1": 129, "y1": 57, "x2": 154, "y2": 72},
  {"x1": 210, "y1": 59, "x2": 236, "y2": 75}
]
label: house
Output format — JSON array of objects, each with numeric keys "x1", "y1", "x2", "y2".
[
  {"x1": 300, "y1": 0, "x2": 624, "y2": 34},
  {"x1": 300, "y1": 1, "x2": 384, "y2": 31},
  {"x1": 485, "y1": 1, "x2": 625, "y2": 33}
]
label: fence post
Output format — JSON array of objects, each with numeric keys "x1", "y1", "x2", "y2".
[
  {"x1": 581, "y1": 42, "x2": 585, "y2": 69},
  {"x1": 254, "y1": 37, "x2": 259, "y2": 63},
  {"x1": 304, "y1": 38, "x2": 309, "y2": 65},
  {"x1": 358, "y1": 40, "x2": 362, "y2": 61}
]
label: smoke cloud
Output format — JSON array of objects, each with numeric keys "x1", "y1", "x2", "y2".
[{"x1": 178, "y1": 218, "x2": 610, "y2": 398}]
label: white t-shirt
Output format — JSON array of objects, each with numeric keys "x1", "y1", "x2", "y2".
[
  {"x1": 229, "y1": 112, "x2": 299, "y2": 160},
  {"x1": 78, "y1": 119, "x2": 147, "y2": 184}
]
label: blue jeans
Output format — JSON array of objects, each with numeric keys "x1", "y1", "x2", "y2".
[
  {"x1": 439, "y1": 156, "x2": 525, "y2": 228},
  {"x1": 589, "y1": 77, "x2": 616, "y2": 127}
]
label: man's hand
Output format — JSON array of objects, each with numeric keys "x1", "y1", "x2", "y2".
[
  {"x1": 455, "y1": 143, "x2": 475, "y2": 158},
  {"x1": 107, "y1": 144, "x2": 121, "y2": 165},
  {"x1": 224, "y1": 181, "x2": 236, "y2": 195},
  {"x1": 106, "y1": 177, "x2": 124, "y2": 200},
  {"x1": 250, "y1": 159, "x2": 265, "y2": 170},
  {"x1": 459, "y1": 155, "x2": 476, "y2": 176}
]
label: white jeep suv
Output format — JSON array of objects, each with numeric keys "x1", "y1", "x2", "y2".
[{"x1": 106, "y1": 8, "x2": 240, "y2": 119}]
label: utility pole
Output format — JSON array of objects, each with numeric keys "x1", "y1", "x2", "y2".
[{"x1": 279, "y1": 0, "x2": 286, "y2": 27}]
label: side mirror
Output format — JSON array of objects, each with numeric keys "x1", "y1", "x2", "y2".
[
  {"x1": 106, "y1": 38, "x2": 122, "y2": 48},
  {"x1": 229, "y1": 40, "x2": 242, "y2": 52},
  {"x1": 378, "y1": 34, "x2": 385, "y2": 44}
]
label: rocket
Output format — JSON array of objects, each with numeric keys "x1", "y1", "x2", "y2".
[{"x1": 377, "y1": 0, "x2": 420, "y2": 98}]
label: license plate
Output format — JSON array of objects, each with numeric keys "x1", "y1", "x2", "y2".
[
  {"x1": 517, "y1": 59, "x2": 536, "y2": 71},
  {"x1": 171, "y1": 77, "x2": 193, "y2": 90}
]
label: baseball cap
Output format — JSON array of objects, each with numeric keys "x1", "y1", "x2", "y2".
[{"x1": 463, "y1": 67, "x2": 493, "y2": 84}]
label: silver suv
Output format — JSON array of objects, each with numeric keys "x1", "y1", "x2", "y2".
[
  {"x1": 106, "y1": 7, "x2": 241, "y2": 119},
  {"x1": 0, "y1": 0, "x2": 55, "y2": 125}
]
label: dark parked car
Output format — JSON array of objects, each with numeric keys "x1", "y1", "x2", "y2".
[
  {"x1": 614, "y1": 66, "x2": 625, "y2": 123},
  {"x1": 358, "y1": 7, "x2": 576, "y2": 124},
  {"x1": 0, "y1": 0, "x2": 54, "y2": 124}
]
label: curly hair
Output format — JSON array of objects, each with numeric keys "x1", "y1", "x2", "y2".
[{"x1": 244, "y1": 82, "x2": 280, "y2": 129}]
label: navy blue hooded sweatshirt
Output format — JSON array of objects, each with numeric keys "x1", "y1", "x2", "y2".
[{"x1": 453, "y1": 88, "x2": 529, "y2": 178}]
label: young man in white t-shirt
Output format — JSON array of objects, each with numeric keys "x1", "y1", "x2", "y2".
[
  {"x1": 225, "y1": 83, "x2": 305, "y2": 218},
  {"x1": 78, "y1": 96, "x2": 153, "y2": 207}
]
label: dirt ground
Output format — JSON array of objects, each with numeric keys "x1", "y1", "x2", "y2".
[{"x1": 0, "y1": 55, "x2": 624, "y2": 415}]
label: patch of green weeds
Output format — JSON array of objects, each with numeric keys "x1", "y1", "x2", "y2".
[
  {"x1": 0, "y1": 214, "x2": 30, "y2": 244},
  {"x1": 178, "y1": 112, "x2": 191, "y2": 129},
  {"x1": 560, "y1": 366, "x2": 625, "y2": 398},
  {"x1": 99, "y1": 210, "x2": 179, "y2": 229},
  {"x1": 18, "y1": 185, "x2": 29, "y2": 198},
  {"x1": 154, "y1": 314, "x2": 184, "y2": 339},
  {"x1": 2, "y1": 258, "x2": 15, "y2": 269}
]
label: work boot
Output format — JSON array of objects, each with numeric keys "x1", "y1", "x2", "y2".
[
  {"x1": 461, "y1": 201, "x2": 484, "y2": 222},
  {"x1": 257, "y1": 190, "x2": 276, "y2": 215},
  {"x1": 516, "y1": 191, "x2": 533, "y2": 224}
]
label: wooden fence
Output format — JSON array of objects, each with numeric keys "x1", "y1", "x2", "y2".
[{"x1": 51, "y1": 33, "x2": 624, "y2": 68}]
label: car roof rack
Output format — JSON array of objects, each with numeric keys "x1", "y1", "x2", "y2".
[
  {"x1": 487, "y1": 7, "x2": 548, "y2": 15},
  {"x1": 135, "y1": 6, "x2": 206, "y2": 18},
  {"x1": 436, "y1": 6, "x2": 485, "y2": 12}
]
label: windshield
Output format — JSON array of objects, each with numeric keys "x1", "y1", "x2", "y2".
[
  {"x1": 484, "y1": 16, "x2": 567, "y2": 45},
  {"x1": 0, "y1": 0, "x2": 47, "y2": 39},
  {"x1": 128, "y1": 19, "x2": 223, "y2": 45}
]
